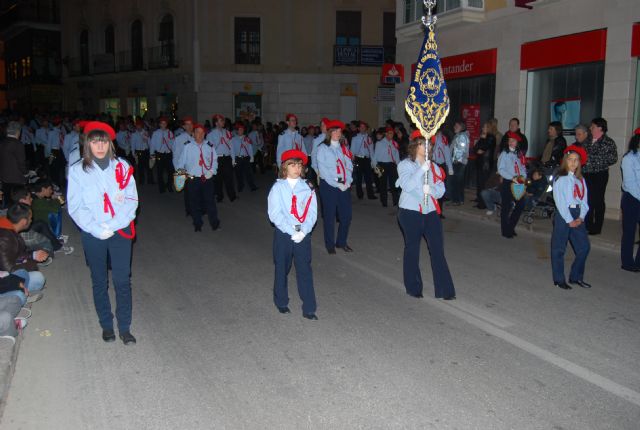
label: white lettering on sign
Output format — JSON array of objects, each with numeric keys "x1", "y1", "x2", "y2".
[{"x1": 442, "y1": 60, "x2": 475, "y2": 76}]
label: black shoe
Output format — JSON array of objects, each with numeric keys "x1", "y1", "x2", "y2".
[
  {"x1": 621, "y1": 265, "x2": 640, "y2": 272},
  {"x1": 216, "y1": 199, "x2": 223, "y2": 203},
  {"x1": 327, "y1": 248, "x2": 336, "y2": 254},
  {"x1": 381, "y1": 202, "x2": 388, "y2": 207},
  {"x1": 303, "y1": 313, "x2": 318, "y2": 320},
  {"x1": 367, "y1": 195, "x2": 377, "y2": 200},
  {"x1": 277, "y1": 307, "x2": 291, "y2": 314},
  {"x1": 406, "y1": 292, "x2": 423, "y2": 298},
  {"x1": 119, "y1": 331, "x2": 136, "y2": 345},
  {"x1": 502, "y1": 234, "x2": 514, "y2": 239},
  {"x1": 338, "y1": 245, "x2": 353, "y2": 252},
  {"x1": 211, "y1": 220, "x2": 220, "y2": 231},
  {"x1": 194, "y1": 225, "x2": 202, "y2": 232},
  {"x1": 588, "y1": 231, "x2": 600, "y2": 236},
  {"x1": 443, "y1": 296, "x2": 456, "y2": 300},
  {"x1": 102, "y1": 329, "x2": 116, "y2": 342},
  {"x1": 439, "y1": 214, "x2": 445, "y2": 219},
  {"x1": 512, "y1": 232, "x2": 518, "y2": 237},
  {"x1": 570, "y1": 280, "x2": 592, "y2": 288},
  {"x1": 555, "y1": 282, "x2": 572, "y2": 290},
  {"x1": 357, "y1": 195, "x2": 364, "y2": 200}
]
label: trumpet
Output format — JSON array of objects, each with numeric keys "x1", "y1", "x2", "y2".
[{"x1": 374, "y1": 165, "x2": 384, "y2": 178}]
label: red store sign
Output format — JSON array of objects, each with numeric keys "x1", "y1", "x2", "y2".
[
  {"x1": 521, "y1": 29, "x2": 607, "y2": 70},
  {"x1": 410, "y1": 48, "x2": 497, "y2": 82},
  {"x1": 632, "y1": 23, "x2": 640, "y2": 57}
]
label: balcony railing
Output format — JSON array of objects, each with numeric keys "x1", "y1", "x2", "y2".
[
  {"x1": 92, "y1": 53, "x2": 116, "y2": 74},
  {"x1": 117, "y1": 50, "x2": 144, "y2": 72},
  {"x1": 334, "y1": 45, "x2": 395, "y2": 66},
  {"x1": 148, "y1": 44, "x2": 178, "y2": 69},
  {"x1": 404, "y1": 0, "x2": 484, "y2": 24},
  {"x1": 67, "y1": 57, "x2": 90, "y2": 77}
]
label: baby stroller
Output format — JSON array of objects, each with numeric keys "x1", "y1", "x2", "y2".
[{"x1": 522, "y1": 171, "x2": 555, "y2": 224}]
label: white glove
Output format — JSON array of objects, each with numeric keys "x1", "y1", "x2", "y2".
[
  {"x1": 291, "y1": 231, "x2": 306, "y2": 243},
  {"x1": 98, "y1": 229, "x2": 114, "y2": 240},
  {"x1": 421, "y1": 160, "x2": 431, "y2": 172},
  {"x1": 250, "y1": 157, "x2": 254, "y2": 163},
  {"x1": 448, "y1": 168, "x2": 454, "y2": 176},
  {"x1": 423, "y1": 184, "x2": 430, "y2": 195},
  {"x1": 339, "y1": 183, "x2": 349, "y2": 192}
]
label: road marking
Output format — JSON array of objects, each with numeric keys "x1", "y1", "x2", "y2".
[{"x1": 325, "y1": 244, "x2": 640, "y2": 408}]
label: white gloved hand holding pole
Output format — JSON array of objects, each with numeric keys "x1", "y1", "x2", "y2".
[
  {"x1": 98, "y1": 229, "x2": 114, "y2": 240},
  {"x1": 291, "y1": 231, "x2": 306, "y2": 243}
]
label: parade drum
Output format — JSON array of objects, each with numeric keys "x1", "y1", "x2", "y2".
[
  {"x1": 173, "y1": 172, "x2": 187, "y2": 192},
  {"x1": 511, "y1": 176, "x2": 526, "y2": 201},
  {"x1": 149, "y1": 156, "x2": 156, "y2": 170}
]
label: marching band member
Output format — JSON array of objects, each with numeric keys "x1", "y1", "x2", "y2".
[
  {"x1": 131, "y1": 120, "x2": 153, "y2": 185},
  {"x1": 173, "y1": 116, "x2": 195, "y2": 216},
  {"x1": 19, "y1": 117, "x2": 36, "y2": 169},
  {"x1": 267, "y1": 149, "x2": 318, "y2": 320},
  {"x1": 63, "y1": 120, "x2": 83, "y2": 171},
  {"x1": 34, "y1": 117, "x2": 50, "y2": 167},
  {"x1": 231, "y1": 122, "x2": 257, "y2": 192},
  {"x1": 620, "y1": 129, "x2": 640, "y2": 272},
  {"x1": 350, "y1": 121, "x2": 376, "y2": 200},
  {"x1": 304, "y1": 125, "x2": 316, "y2": 155},
  {"x1": 206, "y1": 114, "x2": 237, "y2": 203},
  {"x1": 276, "y1": 113, "x2": 306, "y2": 168},
  {"x1": 316, "y1": 120, "x2": 353, "y2": 254},
  {"x1": 67, "y1": 121, "x2": 138, "y2": 345},
  {"x1": 249, "y1": 121, "x2": 265, "y2": 174},
  {"x1": 397, "y1": 130, "x2": 455, "y2": 300},
  {"x1": 497, "y1": 132, "x2": 527, "y2": 238},
  {"x1": 551, "y1": 145, "x2": 591, "y2": 290},
  {"x1": 46, "y1": 117, "x2": 66, "y2": 188},
  {"x1": 431, "y1": 130, "x2": 453, "y2": 217},
  {"x1": 116, "y1": 122, "x2": 133, "y2": 159},
  {"x1": 176, "y1": 124, "x2": 220, "y2": 232},
  {"x1": 372, "y1": 127, "x2": 401, "y2": 207},
  {"x1": 311, "y1": 118, "x2": 329, "y2": 177},
  {"x1": 150, "y1": 117, "x2": 174, "y2": 193}
]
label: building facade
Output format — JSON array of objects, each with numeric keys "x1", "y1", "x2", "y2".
[
  {"x1": 395, "y1": 0, "x2": 640, "y2": 219},
  {"x1": 60, "y1": 0, "x2": 396, "y2": 127}
]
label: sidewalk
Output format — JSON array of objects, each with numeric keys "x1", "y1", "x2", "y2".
[{"x1": 445, "y1": 189, "x2": 622, "y2": 252}]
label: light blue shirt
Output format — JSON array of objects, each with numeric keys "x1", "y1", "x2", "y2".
[
  {"x1": 150, "y1": 129, "x2": 174, "y2": 154},
  {"x1": 451, "y1": 131, "x2": 469, "y2": 165},
  {"x1": 131, "y1": 130, "x2": 149, "y2": 151},
  {"x1": 397, "y1": 159, "x2": 445, "y2": 214},
  {"x1": 249, "y1": 130, "x2": 264, "y2": 154},
  {"x1": 172, "y1": 132, "x2": 192, "y2": 168},
  {"x1": 206, "y1": 128, "x2": 235, "y2": 159},
  {"x1": 67, "y1": 158, "x2": 138, "y2": 239},
  {"x1": 45, "y1": 126, "x2": 65, "y2": 156},
  {"x1": 432, "y1": 133, "x2": 453, "y2": 171},
  {"x1": 116, "y1": 130, "x2": 132, "y2": 154},
  {"x1": 498, "y1": 150, "x2": 526, "y2": 180},
  {"x1": 311, "y1": 133, "x2": 326, "y2": 171},
  {"x1": 277, "y1": 129, "x2": 306, "y2": 167},
  {"x1": 268, "y1": 178, "x2": 317, "y2": 235},
  {"x1": 373, "y1": 138, "x2": 400, "y2": 166},
  {"x1": 231, "y1": 135, "x2": 253, "y2": 158},
  {"x1": 176, "y1": 140, "x2": 218, "y2": 178},
  {"x1": 317, "y1": 142, "x2": 353, "y2": 188},
  {"x1": 21, "y1": 126, "x2": 35, "y2": 150},
  {"x1": 621, "y1": 151, "x2": 640, "y2": 201},
  {"x1": 63, "y1": 131, "x2": 80, "y2": 161},
  {"x1": 303, "y1": 135, "x2": 315, "y2": 155},
  {"x1": 351, "y1": 133, "x2": 374, "y2": 158},
  {"x1": 553, "y1": 172, "x2": 589, "y2": 224},
  {"x1": 35, "y1": 127, "x2": 49, "y2": 147}
]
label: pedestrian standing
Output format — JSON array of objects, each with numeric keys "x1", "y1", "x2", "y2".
[
  {"x1": 620, "y1": 129, "x2": 640, "y2": 272},
  {"x1": 67, "y1": 121, "x2": 138, "y2": 344},
  {"x1": 474, "y1": 122, "x2": 495, "y2": 208},
  {"x1": 317, "y1": 120, "x2": 354, "y2": 254},
  {"x1": 0, "y1": 121, "x2": 27, "y2": 208},
  {"x1": 397, "y1": 130, "x2": 455, "y2": 300},
  {"x1": 268, "y1": 149, "x2": 318, "y2": 320},
  {"x1": 448, "y1": 120, "x2": 469, "y2": 205},
  {"x1": 551, "y1": 145, "x2": 591, "y2": 290},
  {"x1": 497, "y1": 132, "x2": 527, "y2": 238},
  {"x1": 150, "y1": 117, "x2": 175, "y2": 193}
]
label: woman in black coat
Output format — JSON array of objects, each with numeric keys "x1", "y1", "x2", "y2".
[{"x1": 474, "y1": 121, "x2": 495, "y2": 208}]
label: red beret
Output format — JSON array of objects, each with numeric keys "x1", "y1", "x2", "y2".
[
  {"x1": 212, "y1": 114, "x2": 224, "y2": 122},
  {"x1": 135, "y1": 119, "x2": 144, "y2": 127},
  {"x1": 320, "y1": 117, "x2": 330, "y2": 127},
  {"x1": 326, "y1": 120, "x2": 345, "y2": 130},
  {"x1": 563, "y1": 145, "x2": 588, "y2": 166},
  {"x1": 360, "y1": 121, "x2": 369, "y2": 128},
  {"x1": 193, "y1": 123, "x2": 205, "y2": 132},
  {"x1": 83, "y1": 121, "x2": 116, "y2": 141},
  {"x1": 234, "y1": 122, "x2": 246, "y2": 130},
  {"x1": 77, "y1": 120, "x2": 89, "y2": 130},
  {"x1": 385, "y1": 127, "x2": 395, "y2": 133},
  {"x1": 307, "y1": 125, "x2": 316, "y2": 130},
  {"x1": 281, "y1": 149, "x2": 308, "y2": 166},
  {"x1": 182, "y1": 116, "x2": 194, "y2": 124},
  {"x1": 286, "y1": 113, "x2": 298, "y2": 122},
  {"x1": 52, "y1": 117, "x2": 62, "y2": 125},
  {"x1": 158, "y1": 116, "x2": 169, "y2": 123},
  {"x1": 634, "y1": 127, "x2": 640, "y2": 136},
  {"x1": 506, "y1": 131, "x2": 522, "y2": 142},
  {"x1": 410, "y1": 130, "x2": 424, "y2": 140}
]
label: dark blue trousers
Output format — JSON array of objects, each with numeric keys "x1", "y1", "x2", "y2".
[
  {"x1": 319, "y1": 179, "x2": 352, "y2": 249},
  {"x1": 235, "y1": 157, "x2": 257, "y2": 191},
  {"x1": 354, "y1": 157, "x2": 375, "y2": 199},
  {"x1": 273, "y1": 229, "x2": 316, "y2": 314},
  {"x1": 551, "y1": 208, "x2": 590, "y2": 283},
  {"x1": 188, "y1": 176, "x2": 219, "y2": 229},
  {"x1": 621, "y1": 192, "x2": 640, "y2": 269},
  {"x1": 500, "y1": 179, "x2": 525, "y2": 236},
  {"x1": 397, "y1": 209, "x2": 456, "y2": 298},
  {"x1": 81, "y1": 229, "x2": 133, "y2": 332}
]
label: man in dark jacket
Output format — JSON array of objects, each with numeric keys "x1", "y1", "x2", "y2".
[
  {"x1": 0, "y1": 121, "x2": 27, "y2": 207},
  {"x1": 500, "y1": 117, "x2": 529, "y2": 156}
]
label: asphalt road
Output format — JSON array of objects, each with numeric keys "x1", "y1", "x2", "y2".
[{"x1": 2, "y1": 175, "x2": 639, "y2": 429}]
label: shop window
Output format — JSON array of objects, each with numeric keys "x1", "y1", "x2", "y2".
[
  {"x1": 234, "y1": 17, "x2": 260, "y2": 65},
  {"x1": 336, "y1": 11, "x2": 361, "y2": 46},
  {"x1": 524, "y1": 62, "x2": 604, "y2": 157},
  {"x1": 404, "y1": 0, "x2": 424, "y2": 23}
]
